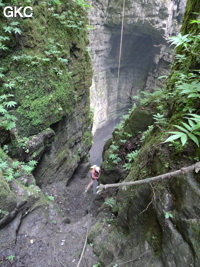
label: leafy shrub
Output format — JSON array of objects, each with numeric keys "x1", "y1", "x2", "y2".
[
  {"x1": 0, "y1": 149, "x2": 37, "y2": 182},
  {"x1": 164, "y1": 114, "x2": 200, "y2": 147},
  {"x1": 0, "y1": 94, "x2": 17, "y2": 130},
  {"x1": 104, "y1": 197, "x2": 116, "y2": 208},
  {"x1": 140, "y1": 125, "x2": 154, "y2": 142},
  {"x1": 153, "y1": 113, "x2": 167, "y2": 126},
  {"x1": 176, "y1": 81, "x2": 200, "y2": 99},
  {"x1": 126, "y1": 150, "x2": 139, "y2": 162}
]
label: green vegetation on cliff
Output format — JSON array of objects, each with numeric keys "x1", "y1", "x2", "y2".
[
  {"x1": 0, "y1": 0, "x2": 93, "y2": 185},
  {"x1": 0, "y1": 0, "x2": 92, "y2": 136},
  {"x1": 0, "y1": 0, "x2": 93, "y2": 245},
  {"x1": 89, "y1": 1, "x2": 200, "y2": 266}
]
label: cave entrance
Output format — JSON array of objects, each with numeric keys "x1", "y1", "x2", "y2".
[
  {"x1": 106, "y1": 33, "x2": 156, "y2": 118},
  {"x1": 89, "y1": 33, "x2": 157, "y2": 165},
  {"x1": 109, "y1": 33, "x2": 155, "y2": 71}
]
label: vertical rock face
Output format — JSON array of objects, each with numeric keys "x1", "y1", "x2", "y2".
[
  {"x1": 88, "y1": 1, "x2": 200, "y2": 266},
  {"x1": 0, "y1": 1, "x2": 93, "y2": 187},
  {"x1": 88, "y1": 0, "x2": 187, "y2": 132},
  {"x1": 0, "y1": 1, "x2": 95, "y2": 265},
  {"x1": 34, "y1": 99, "x2": 92, "y2": 187}
]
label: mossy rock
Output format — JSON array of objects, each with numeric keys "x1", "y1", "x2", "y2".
[
  {"x1": 1, "y1": 0, "x2": 92, "y2": 137},
  {"x1": 0, "y1": 177, "x2": 17, "y2": 213},
  {"x1": 123, "y1": 108, "x2": 154, "y2": 136}
]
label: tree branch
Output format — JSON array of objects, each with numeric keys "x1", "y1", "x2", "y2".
[
  {"x1": 139, "y1": 183, "x2": 155, "y2": 214},
  {"x1": 97, "y1": 162, "x2": 200, "y2": 193}
]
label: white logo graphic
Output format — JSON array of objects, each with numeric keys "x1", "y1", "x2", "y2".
[{"x1": 3, "y1": 6, "x2": 33, "y2": 18}]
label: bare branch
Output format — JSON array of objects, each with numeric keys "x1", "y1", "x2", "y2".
[
  {"x1": 97, "y1": 162, "x2": 200, "y2": 193},
  {"x1": 139, "y1": 183, "x2": 156, "y2": 214}
]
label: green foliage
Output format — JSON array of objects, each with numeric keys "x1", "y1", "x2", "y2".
[
  {"x1": 104, "y1": 197, "x2": 116, "y2": 209},
  {"x1": 16, "y1": 137, "x2": 29, "y2": 152},
  {"x1": 168, "y1": 140, "x2": 183, "y2": 154},
  {"x1": 153, "y1": 113, "x2": 166, "y2": 126},
  {"x1": 128, "y1": 103, "x2": 137, "y2": 113},
  {"x1": 108, "y1": 143, "x2": 121, "y2": 164},
  {"x1": 74, "y1": 0, "x2": 91, "y2": 10},
  {"x1": 109, "y1": 153, "x2": 121, "y2": 164},
  {"x1": 164, "y1": 114, "x2": 200, "y2": 147},
  {"x1": 133, "y1": 88, "x2": 170, "y2": 114},
  {"x1": 190, "y1": 18, "x2": 200, "y2": 25},
  {"x1": 77, "y1": 148, "x2": 82, "y2": 154},
  {"x1": 45, "y1": 193, "x2": 54, "y2": 201},
  {"x1": 110, "y1": 144, "x2": 119, "y2": 151},
  {"x1": 0, "y1": 0, "x2": 92, "y2": 136},
  {"x1": 50, "y1": 0, "x2": 61, "y2": 4},
  {"x1": 3, "y1": 81, "x2": 15, "y2": 90},
  {"x1": 119, "y1": 139, "x2": 127, "y2": 144},
  {"x1": 3, "y1": 23, "x2": 22, "y2": 35},
  {"x1": 52, "y1": 3, "x2": 88, "y2": 32},
  {"x1": 167, "y1": 33, "x2": 192, "y2": 48},
  {"x1": 114, "y1": 122, "x2": 124, "y2": 131},
  {"x1": 126, "y1": 150, "x2": 139, "y2": 162},
  {"x1": 28, "y1": 184, "x2": 41, "y2": 193},
  {"x1": 168, "y1": 19, "x2": 200, "y2": 82},
  {"x1": 158, "y1": 75, "x2": 168, "y2": 80},
  {"x1": 22, "y1": 160, "x2": 38, "y2": 174},
  {"x1": 0, "y1": 209, "x2": 7, "y2": 215},
  {"x1": 0, "y1": 44, "x2": 8, "y2": 50},
  {"x1": 123, "y1": 162, "x2": 132, "y2": 171},
  {"x1": 6, "y1": 255, "x2": 15, "y2": 261},
  {"x1": 122, "y1": 150, "x2": 139, "y2": 171},
  {"x1": 135, "y1": 19, "x2": 200, "y2": 127},
  {"x1": 167, "y1": 27, "x2": 200, "y2": 58},
  {"x1": 176, "y1": 81, "x2": 200, "y2": 99},
  {"x1": 0, "y1": 149, "x2": 37, "y2": 182},
  {"x1": 132, "y1": 93, "x2": 145, "y2": 106},
  {"x1": 140, "y1": 125, "x2": 154, "y2": 142},
  {"x1": 164, "y1": 211, "x2": 173, "y2": 219},
  {"x1": 0, "y1": 68, "x2": 5, "y2": 78},
  {"x1": 0, "y1": 94, "x2": 17, "y2": 130}
]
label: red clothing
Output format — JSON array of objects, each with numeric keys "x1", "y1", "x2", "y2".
[{"x1": 91, "y1": 168, "x2": 100, "y2": 179}]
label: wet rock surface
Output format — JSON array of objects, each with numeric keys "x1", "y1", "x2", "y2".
[{"x1": 0, "y1": 172, "x2": 102, "y2": 267}]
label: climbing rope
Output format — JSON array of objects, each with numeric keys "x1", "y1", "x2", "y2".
[
  {"x1": 76, "y1": 226, "x2": 89, "y2": 267},
  {"x1": 77, "y1": 3, "x2": 126, "y2": 264},
  {"x1": 117, "y1": 0, "x2": 126, "y2": 89}
]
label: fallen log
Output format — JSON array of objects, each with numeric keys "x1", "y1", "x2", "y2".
[{"x1": 97, "y1": 162, "x2": 200, "y2": 193}]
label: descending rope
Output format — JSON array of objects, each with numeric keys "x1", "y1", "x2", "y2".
[
  {"x1": 76, "y1": 226, "x2": 89, "y2": 267},
  {"x1": 117, "y1": 0, "x2": 126, "y2": 89},
  {"x1": 76, "y1": 214, "x2": 92, "y2": 267},
  {"x1": 77, "y1": 4, "x2": 126, "y2": 265}
]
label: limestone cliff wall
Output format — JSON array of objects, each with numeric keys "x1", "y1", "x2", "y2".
[
  {"x1": 0, "y1": 0, "x2": 93, "y2": 186},
  {"x1": 89, "y1": 107, "x2": 200, "y2": 266},
  {"x1": 0, "y1": 0, "x2": 93, "y2": 265},
  {"x1": 88, "y1": 1, "x2": 200, "y2": 266},
  {"x1": 88, "y1": 0, "x2": 187, "y2": 132}
]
